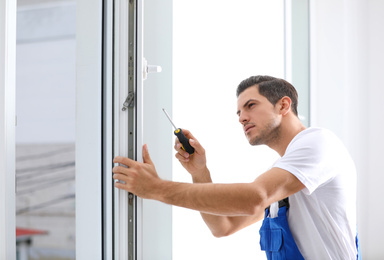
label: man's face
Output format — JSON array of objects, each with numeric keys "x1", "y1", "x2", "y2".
[{"x1": 236, "y1": 86, "x2": 281, "y2": 146}]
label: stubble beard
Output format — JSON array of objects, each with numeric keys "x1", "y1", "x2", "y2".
[{"x1": 248, "y1": 119, "x2": 281, "y2": 147}]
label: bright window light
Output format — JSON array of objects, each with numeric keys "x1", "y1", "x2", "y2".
[{"x1": 173, "y1": 1, "x2": 284, "y2": 259}]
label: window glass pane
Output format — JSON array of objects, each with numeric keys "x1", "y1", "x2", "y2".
[
  {"x1": 16, "y1": 2, "x2": 76, "y2": 259},
  {"x1": 173, "y1": 1, "x2": 284, "y2": 259}
]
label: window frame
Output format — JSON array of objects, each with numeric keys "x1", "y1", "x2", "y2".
[
  {"x1": 285, "y1": 0, "x2": 310, "y2": 126},
  {"x1": 0, "y1": 0, "x2": 16, "y2": 259},
  {"x1": 76, "y1": 0, "x2": 172, "y2": 259}
]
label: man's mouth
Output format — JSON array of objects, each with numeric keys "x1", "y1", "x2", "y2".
[{"x1": 243, "y1": 124, "x2": 255, "y2": 134}]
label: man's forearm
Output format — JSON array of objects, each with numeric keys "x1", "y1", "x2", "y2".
[
  {"x1": 191, "y1": 169, "x2": 236, "y2": 237},
  {"x1": 190, "y1": 166, "x2": 213, "y2": 184},
  {"x1": 154, "y1": 179, "x2": 260, "y2": 216},
  {"x1": 152, "y1": 168, "x2": 264, "y2": 219},
  {"x1": 189, "y1": 168, "x2": 263, "y2": 237},
  {"x1": 113, "y1": 152, "x2": 264, "y2": 236}
]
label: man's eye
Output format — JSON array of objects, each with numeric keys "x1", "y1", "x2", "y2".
[{"x1": 248, "y1": 103, "x2": 255, "y2": 108}]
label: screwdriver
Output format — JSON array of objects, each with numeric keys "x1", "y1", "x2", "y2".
[{"x1": 162, "y1": 108, "x2": 195, "y2": 155}]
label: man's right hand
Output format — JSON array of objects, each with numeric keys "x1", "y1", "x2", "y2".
[{"x1": 174, "y1": 129, "x2": 210, "y2": 181}]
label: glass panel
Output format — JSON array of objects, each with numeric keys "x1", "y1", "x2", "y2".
[
  {"x1": 173, "y1": 1, "x2": 284, "y2": 259},
  {"x1": 290, "y1": 0, "x2": 310, "y2": 127},
  {"x1": 15, "y1": 2, "x2": 76, "y2": 259}
]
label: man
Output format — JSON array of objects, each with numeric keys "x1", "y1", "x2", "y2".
[{"x1": 113, "y1": 75, "x2": 360, "y2": 259}]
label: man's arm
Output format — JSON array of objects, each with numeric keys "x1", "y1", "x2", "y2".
[
  {"x1": 172, "y1": 134, "x2": 262, "y2": 237},
  {"x1": 171, "y1": 130, "x2": 303, "y2": 237},
  {"x1": 112, "y1": 142, "x2": 305, "y2": 237},
  {"x1": 190, "y1": 168, "x2": 264, "y2": 237}
]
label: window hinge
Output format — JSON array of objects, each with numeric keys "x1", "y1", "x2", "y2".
[{"x1": 122, "y1": 91, "x2": 134, "y2": 111}]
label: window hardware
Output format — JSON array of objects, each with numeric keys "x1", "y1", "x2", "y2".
[{"x1": 122, "y1": 91, "x2": 134, "y2": 111}]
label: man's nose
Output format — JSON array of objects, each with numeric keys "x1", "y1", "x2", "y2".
[{"x1": 238, "y1": 112, "x2": 249, "y2": 124}]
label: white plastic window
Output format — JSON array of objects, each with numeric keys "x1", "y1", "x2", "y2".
[
  {"x1": 0, "y1": 0, "x2": 16, "y2": 258},
  {"x1": 15, "y1": 2, "x2": 76, "y2": 259}
]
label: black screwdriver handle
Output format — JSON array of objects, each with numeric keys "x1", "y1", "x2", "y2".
[{"x1": 174, "y1": 128, "x2": 195, "y2": 154}]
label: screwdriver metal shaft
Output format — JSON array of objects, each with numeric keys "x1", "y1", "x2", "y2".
[
  {"x1": 162, "y1": 108, "x2": 195, "y2": 154},
  {"x1": 162, "y1": 108, "x2": 177, "y2": 130}
]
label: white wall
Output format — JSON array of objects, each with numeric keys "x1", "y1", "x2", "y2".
[
  {"x1": 310, "y1": 0, "x2": 384, "y2": 258},
  {"x1": 366, "y1": 0, "x2": 384, "y2": 257}
]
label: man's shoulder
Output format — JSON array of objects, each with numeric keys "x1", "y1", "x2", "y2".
[
  {"x1": 291, "y1": 127, "x2": 340, "y2": 146},
  {"x1": 296, "y1": 127, "x2": 334, "y2": 138},
  {"x1": 285, "y1": 127, "x2": 348, "y2": 162}
]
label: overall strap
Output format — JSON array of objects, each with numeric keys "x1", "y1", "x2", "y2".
[
  {"x1": 266, "y1": 197, "x2": 289, "y2": 213},
  {"x1": 278, "y1": 197, "x2": 289, "y2": 209}
]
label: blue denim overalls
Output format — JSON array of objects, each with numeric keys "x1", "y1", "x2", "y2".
[
  {"x1": 259, "y1": 198, "x2": 304, "y2": 260},
  {"x1": 259, "y1": 198, "x2": 361, "y2": 260}
]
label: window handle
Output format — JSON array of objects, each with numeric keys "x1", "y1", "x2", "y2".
[{"x1": 143, "y1": 58, "x2": 162, "y2": 80}]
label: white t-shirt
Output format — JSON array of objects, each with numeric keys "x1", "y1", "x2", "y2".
[{"x1": 271, "y1": 127, "x2": 357, "y2": 260}]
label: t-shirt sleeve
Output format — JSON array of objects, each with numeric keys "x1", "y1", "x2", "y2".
[{"x1": 273, "y1": 129, "x2": 340, "y2": 195}]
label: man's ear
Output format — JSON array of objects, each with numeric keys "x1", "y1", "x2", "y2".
[{"x1": 279, "y1": 96, "x2": 292, "y2": 116}]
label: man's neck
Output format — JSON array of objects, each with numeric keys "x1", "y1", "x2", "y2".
[{"x1": 268, "y1": 116, "x2": 306, "y2": 157}]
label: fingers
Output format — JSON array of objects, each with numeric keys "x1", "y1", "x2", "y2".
[
  {"x1": 112, "y1": 157, "x2": 134, "y2": 187},
  {"x1": 113, "y1": 156, "x2": 134, "y2": 167},
  {"x1": 114, "y1": 181, "x2": 126, "y2": 190},
  {"x1": 113, "y1": 172, "x2": 133, "y2": 193},
  {"x1": 112, "y1": 173, "x2": 127, "y2": 183},
  {"x1": 174, "y1": 130, "x2": 205, "y2": 156},
  {"x1": 112, "y1": 165, "x2": 131, "y2": 178},
  {"x1": 175, "y1": 149, "x2": 190, "y2": 163},
  {"x1": 174, "y1": 140, "x2": 190, "y2": 159},
  {"x1": 112, "y1": 147, "x2": 155, "y2": 189},
  {"x1": 114, "y1": 144, "x2": 153, "y2": 168},
  {"x1": 188, "y1": 138, "x2": 204, "y2": 155},
  {"x1": 112, "y1": 163, "x2": 135, "y2": 192},
  {"x1": 142, "y1": 144, "x2": 154, "y2": 165}
]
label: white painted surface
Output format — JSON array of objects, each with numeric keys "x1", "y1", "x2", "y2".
[
  {"x1": 0, "y1": 0, "x2": 16, "y2": 259},
  {"x1": 142, "y1": 0, "x2": 173, "y2": 259},
  {"x1": 75, "y1": 0, "x2": 103, "y2": 259}
]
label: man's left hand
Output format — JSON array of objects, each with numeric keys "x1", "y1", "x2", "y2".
[{"x1": 112, "y1": 144, "x2": 160, "y2": 199}]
